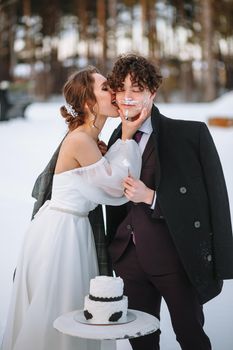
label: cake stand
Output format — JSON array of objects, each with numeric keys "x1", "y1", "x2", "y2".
[{"x1": 53, "y1": 309, "x2": 160, "y2": 350}]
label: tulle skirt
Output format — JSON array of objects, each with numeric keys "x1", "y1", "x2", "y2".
[{"x1": 1, "y1": 205, "x2": 100, "y2": 350}]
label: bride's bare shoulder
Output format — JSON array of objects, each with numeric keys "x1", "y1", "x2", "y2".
[
  {"x1": 61, "y1": 130, "x2": 101, "y2": 167},
  {"x1": 63, "y1": 130, "x2": 97, "y2": 149}
]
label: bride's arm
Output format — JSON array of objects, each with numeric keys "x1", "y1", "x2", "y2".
[
  {"x1": 75, "y1": 138, "x2": 141, "y2": 196},
  {"x1": 71, "y1": 106, "x2": 148, "y2": 169},
  {"x1": 67, "y1": 109, "x2": 149, "y2": 204},
  {"x1": 71, "y1": 138, "x2": 141, "y2": 206}
]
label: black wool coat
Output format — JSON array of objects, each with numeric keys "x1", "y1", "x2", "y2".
[{"x1": 106, "y1": 105, "x2": 233, "y2": 304}]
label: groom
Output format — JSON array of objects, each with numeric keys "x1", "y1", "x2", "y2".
[{"x1": 105, "y1": 54, "x2": 233, "y2": 350}]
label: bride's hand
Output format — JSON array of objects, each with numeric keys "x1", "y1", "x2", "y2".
[{"x1": 119, "y1": 108, "x2": 148, "y2": 141}]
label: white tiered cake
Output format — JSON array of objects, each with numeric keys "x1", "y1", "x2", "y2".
[{"x1": 83, "y1": 276, "x2": 128, "y2": 324}]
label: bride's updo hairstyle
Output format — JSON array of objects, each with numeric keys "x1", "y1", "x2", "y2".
[{"x1": 60, "y1": 66, "x2": 99, "y2": 131}]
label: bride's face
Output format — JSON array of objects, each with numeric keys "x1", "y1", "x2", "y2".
[{"x1": 92, "y1": 73, "x2": 119, "y2": 118}]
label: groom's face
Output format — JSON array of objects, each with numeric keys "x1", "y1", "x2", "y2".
[{"x1": 115, "y1": 74, "x2": 156, "y2": 120}]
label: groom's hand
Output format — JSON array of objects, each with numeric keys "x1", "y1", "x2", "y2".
[{"x1": 123, "y1": 176, "x2": 155, "y2": 205}]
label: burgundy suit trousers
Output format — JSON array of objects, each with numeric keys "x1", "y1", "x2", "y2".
[{"x1": 114, "y1": 239, "x2": 212, "y2": 350}]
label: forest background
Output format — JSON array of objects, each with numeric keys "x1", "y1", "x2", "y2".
[{"x1": 1, "y1": 0, "x2": 233, "y2": 103}]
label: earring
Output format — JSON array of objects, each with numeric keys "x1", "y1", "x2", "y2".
[
  {"x1": 90, "y1": 109, "x2": 98, "y2": 129},
  {"x1": 89, "y1": 116, "x2": 98, "y2": 129}
]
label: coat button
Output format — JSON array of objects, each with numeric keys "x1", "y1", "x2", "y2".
[
  {"x1": 194, "y1": 220, "x2": 201, "y2": 228},
  {"x1": 126, "y1": 224, "x2": 132, "y2": 230},
  {"x1": 206, "y1": 254, "x2": 212, "y2": 262},
  {"x1": 179, "y1": 186, "x2": 187, "y2": 194}
]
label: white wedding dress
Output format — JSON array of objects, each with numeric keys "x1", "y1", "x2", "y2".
[{"x1": 1, "y1": 139, "x2": 141, "y2": 350}]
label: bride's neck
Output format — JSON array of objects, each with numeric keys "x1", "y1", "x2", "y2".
[{"x1": 75, "y1": 115, "x2": 107, "y2": 141}]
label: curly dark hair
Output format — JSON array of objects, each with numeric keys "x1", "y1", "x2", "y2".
[{"x1": 108, "y1": 54, "x2": 162, "y2": 93}]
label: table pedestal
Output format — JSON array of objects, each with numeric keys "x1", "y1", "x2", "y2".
[{"x1": 101, "y1": 340, "x2": 116, "y2": 350}]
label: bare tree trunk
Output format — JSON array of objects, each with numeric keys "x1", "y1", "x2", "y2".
[
  {"x1": 140, "y1": 0, "x2": 159, "y2": 58},
  {"x1": 201, "y1": 0, "x2": 216, "y2": 101},
  {"x1": 181, "y1": 61, "x2": 195, "y2": 101},
  {"x1": 128, "y1": 5, "x2": 134, "y2": 52},
  {"x1": 0, "y1": 0, "x2": 17, "y2": 81},
  {"x1": 76, "y1": 1, "x2": 90, "y2": 62},
  {"x1": 23, "y1": 0, "x2": 36, "y2": 94},
  {"x1": 107, "y1": 0, "x2": 117, "y2": 60},
  {"x1": 140, "y1": 0, "x2": 148, "y2": 54},
  {"x1": 39, "y1": 0, "x2": 61, "y2": 98},
  {"x1": 97, "y1": 0, "x2": 107, "y2": 73},
  {"x1": 148, "y1": 0, "x2": 158, "y2": 58},
  {"x1": 23, "y1": 0, "x2": 31, "y2": 47}
]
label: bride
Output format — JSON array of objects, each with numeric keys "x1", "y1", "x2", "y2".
[{"x1": 1, "y1": 66, "x2": 147, "y2": 350}]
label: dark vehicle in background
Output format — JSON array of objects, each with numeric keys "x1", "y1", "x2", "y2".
[{"x1": 0, "y1": 81, "x2": 32, "y2": 122}]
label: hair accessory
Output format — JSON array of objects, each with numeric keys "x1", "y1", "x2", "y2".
[{"x1": 65, "y1": 103, "x2": 79, "y2": 118}]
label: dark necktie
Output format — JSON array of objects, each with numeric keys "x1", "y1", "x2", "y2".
[{"x1": 133, "y1": 130, "x2": 143, "y2": 143}]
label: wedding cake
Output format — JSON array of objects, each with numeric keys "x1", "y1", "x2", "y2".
[{"x1": 83, "y1": 276, "x2": 128, "y2": 324}]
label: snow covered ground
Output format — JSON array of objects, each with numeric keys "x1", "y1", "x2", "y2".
[{"x1": 0, "y1": 95, "x2": 233, "y2": 349}]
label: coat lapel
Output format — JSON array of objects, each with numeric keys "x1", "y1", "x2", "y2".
[
  {"x1": 107, "y1": 124, "x2": 122, "y2": 149},
  {"x1": 141, "y1": 134, "x2": 155, "y2": 165},
  {"x1": 150, "y1": 105, "x2": 161, "y2": 190}
]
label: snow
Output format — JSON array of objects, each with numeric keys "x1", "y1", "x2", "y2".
[{"x1": 0, "y1": 98, "x2": 233, "y2": 349}]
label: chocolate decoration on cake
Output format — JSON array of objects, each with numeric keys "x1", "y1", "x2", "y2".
[
  {"x1": 109, "y1": 311, "x2": 123, "y2": 322},
  {"x1": 89, "y1": 294, "x2": 123, "y2": 302},
  {"x1": 84, "y1": 310, "x2": 93, "y2": 320}
]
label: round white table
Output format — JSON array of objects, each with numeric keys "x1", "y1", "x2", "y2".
[{"x1": 53, "y1": 309, "x2": 160, "y2": 350}]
